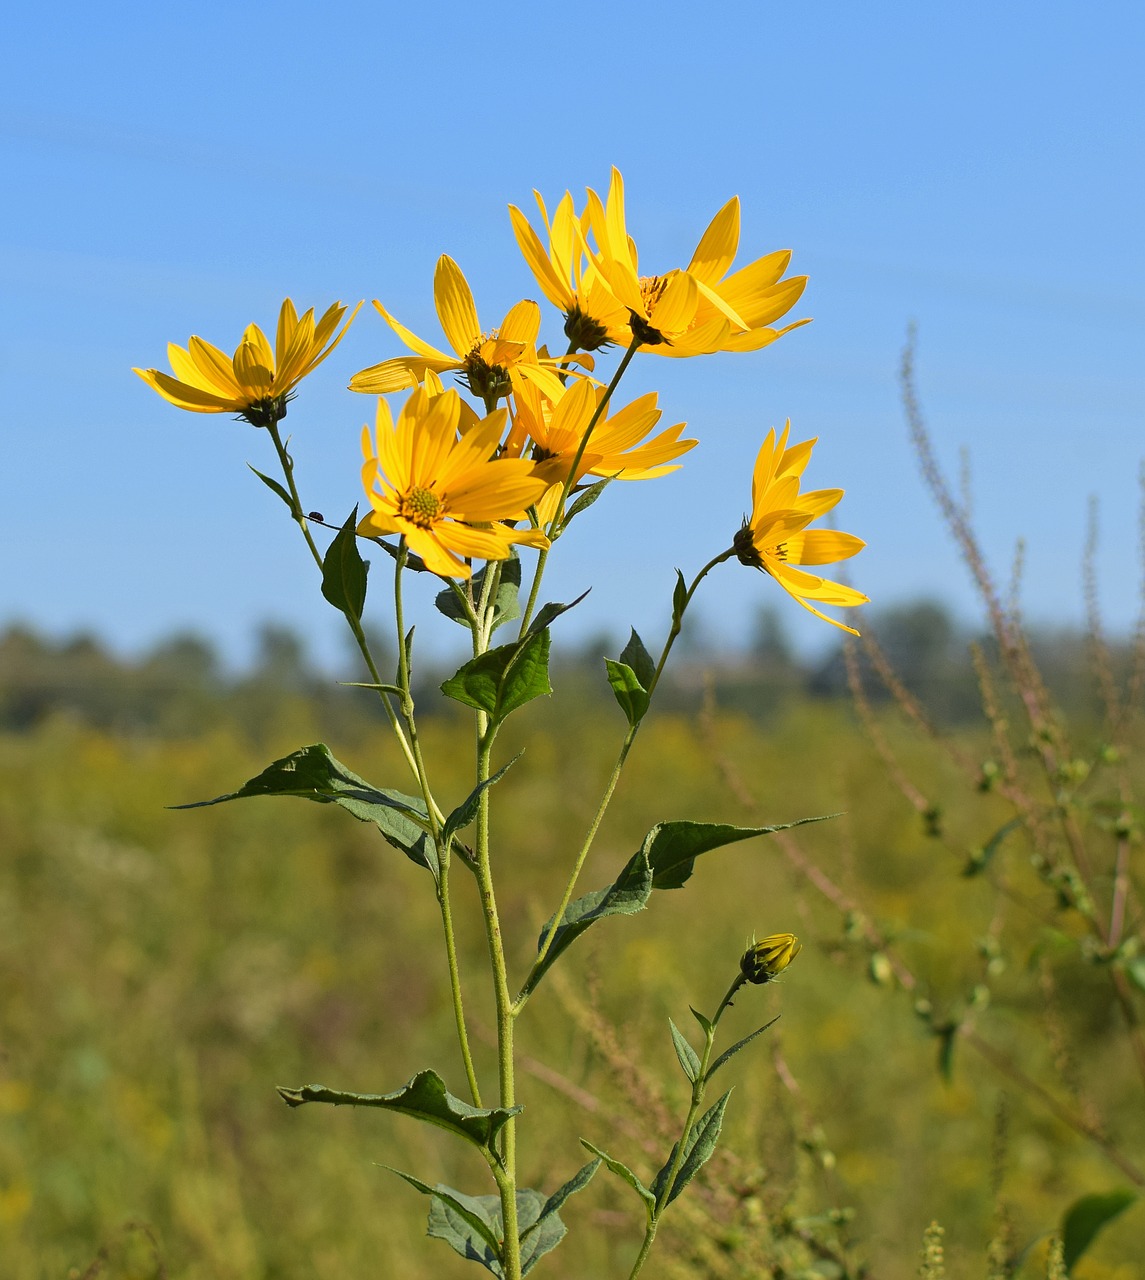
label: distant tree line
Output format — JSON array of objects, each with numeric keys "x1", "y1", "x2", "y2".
[{"x1": 0, "y1": 601, "x2": 1122, "y2": 738}]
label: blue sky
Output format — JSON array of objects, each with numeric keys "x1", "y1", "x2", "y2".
[{"x1": 3, "y1": 1, "x2": 1143, "y2": 668}]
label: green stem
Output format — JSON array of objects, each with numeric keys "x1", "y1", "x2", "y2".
[
  {"x1": 473, "y1": 713, "x2": 520, "y2": 1278},
  {"x1": 264, "y1": 422, "x2": 421, "y2": 785},
  {"x1": 516, "y1": 547, "x2": 737, "y2": 1005},
  {"x1": 516, "y1": 336, "x2": 641, "y2": 639},
  {"x1": 460, "y1": 556, "x2": 521, "y2": 1277},
  {"x1": 627, "y1": 974, "x2": 746, "y2": 1280},
  {"x1": 392, "y1": 542, "x2": 482, "y2": 1107}
]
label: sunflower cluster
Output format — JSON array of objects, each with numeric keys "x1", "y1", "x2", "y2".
[{"x1": 135, "y1": 168, "x2": 867, "y2": 625}]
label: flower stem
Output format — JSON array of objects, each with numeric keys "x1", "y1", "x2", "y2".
[
  {"x1": 390, "y1": 541, "x2": 483, "y2": 1106},
  {"x1": 516, "y1": 548, "x2": 736, "y2": 1004},
  {"x1": 264, "y1": 422, "x2": 421, "y2": 785},
  {"x1": 462, "y1": 565, "x2": 521, "y2": 1278},
  {"x1": 516, "y1": 336, "x2": 641, "y2": 639},
  {"x1": 627, "y1": 974, "x2": 746, "y2": 1280}
]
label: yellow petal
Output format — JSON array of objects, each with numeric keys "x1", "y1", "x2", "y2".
[
  {"x1": 686, "y1": 196, "x2": 740, "y2": 285},
  {"x1": 498, "y1": 299, "x2": 541, "y2": 344},
  {"x1": 783, "y1": 529, "x2": 866, "y2": 565},
  {"x1": 434, "y1": 256, "x2": 481, "y2": 357},
  {"x1": 372, "y1": 300, "x2": 454, "y2": 363}
]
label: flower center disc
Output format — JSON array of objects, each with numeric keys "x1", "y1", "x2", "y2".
[{"x1": 400, "y1": 485, "x2": 444, "y2": 528}]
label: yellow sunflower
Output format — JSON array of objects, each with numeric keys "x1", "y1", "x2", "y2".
[
  {"x1": 134, "y1": 299, "x2": 361, "y2": 427},
  {"x1": 349, "y1": 256, "x2": 583, "y2": 404},
  {"x1": 511, "y1": 168, "x2": 808, "y2": 356},
  {"x1": 358, "y1": 386, "x2": 549, "y2": 578},
  {"x1": 734, "y1": 423, "x2": 867, "y2": 633},
  {"x1": 512, "y1": 379, "x2": 696, "y2": 527}
]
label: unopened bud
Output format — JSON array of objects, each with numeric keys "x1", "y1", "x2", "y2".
[{"x1": 740, "y1": 933, "x2": 801, "y2": 985}]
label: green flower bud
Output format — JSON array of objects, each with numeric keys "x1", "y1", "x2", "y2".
[{"x1": 740, "y1": 933, "x2": 801, "y2": 984}]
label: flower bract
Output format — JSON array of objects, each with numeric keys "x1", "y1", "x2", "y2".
[
  {"x1": 358, "y1": 386, "x2": 549, "y2": 578},
  {"x1": 133, "y1": 299, "x2": 361, "y2": 427},
  {"x1": 734, "y1": 422, "x2": 868, "y2": 634}
]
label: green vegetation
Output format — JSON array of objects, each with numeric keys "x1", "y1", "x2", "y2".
[{"x1": 1, "y1": 611, "x2": 1142, "y2": 1277}]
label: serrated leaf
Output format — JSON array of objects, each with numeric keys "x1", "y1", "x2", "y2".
[
  {"x1": 528, "y1": 588, "x2": 590, "y2": 636},
  {"x1": 278, "y1": 1069, "x2": 521, "y2": 1152},
  {"x1": 441, "y1": 755, "x2": 522, "y2": 849},
  {"x1": 604, "y1": 658, "x2": 650, "y2": 726},
  {"x1": 173, "y1": 743, "x2": 437, "y2": 876},
  {"x1": 441, "y1": 629, "x2": 552, "y2": 725},
  {"x1": 671, "y1": 569, "x2": 688, "y2": 625},
  {"x1": 619, "y1": 629, "x2": 656, "y2": 690},
  {"x1": 524, "y1": 816, "x2": 830, "y2": 995},
  {"x1": 249, "y1": 464, "x2": 296, "y2": 512},
  {"x1": 580, "y1": 1141, "x2": 656, "y2": 1212},
  {"x1": 436, "y1": 555, "x2": 522, "y2": 632},
  {"x1": 651, "y1": 1090, "x2": 732, "y2": 1209},
  {"x1": 396, "y1": 1173, "x2": 503, "y2": 1273},
  {"x1": 563, "y1": 477, "x2": 611, "y2": 523},
  {"x1": 1062, "y1": 1189, "x2": 1136, "y2": 1272},
  {"x1": 320, "y1": 508, "x2": 369, "y2": 622},
  {"x1": 668, "y1": 1017, "x2": 701, "y2": 1082},
  {"x1": 707, "y1": 1017, "x2": 780, "y2": 1080}
]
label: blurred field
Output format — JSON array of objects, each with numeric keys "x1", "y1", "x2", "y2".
[{"x1": 1, "y1": 649, "x2": 1143, "y2": 1278}]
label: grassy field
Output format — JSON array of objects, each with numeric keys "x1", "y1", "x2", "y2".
[{"x1": 2, "y1": 676, "x2": 1143, "y2": 1278}]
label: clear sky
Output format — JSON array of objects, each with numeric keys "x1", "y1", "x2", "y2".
[{"x1": 3, "y1": 1, "x2": 1143, "y2": 669}]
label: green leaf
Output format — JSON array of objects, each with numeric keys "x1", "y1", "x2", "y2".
[
  {"x1": 399, "y1": 1169, "x2": 596, "y2": 1279},
  {"x1": 1062, "y1": 1190, "x2": 1136, "y2": 1272},
  {"x1": 277, "y1": 1069, "x2": 521, "y2": 1153},
  {"x1": 671, "y1": 569, "x2": 688, "y2": 626},
  {"x1": 643, "y1": 817, "x2": 833, "y2": 891},
  {"x1": 248, "y1": 464, "x2": 296, "y2": 512},
  {"x1": 520, "y1": 1159, "x2": 601, "y2": 1242},
  {"x1": 650, "y1": 1090, "x2": 732, "y2": 1209},
  {"x1": 393, "y1": 1172, "x2": 503, "y2": 1273},
  {"x1": 320, "y1": 508, "x2": 369, "y2": 622},
  {"x1": 174, "y1": 743, "x2": 437, "y2": 877},
  {"x1": 580, "y1": 1141, "x2": 656, "y2": 1213},
  {"x1": 441, "y1": 754, "x2": 522, "y2": 849},
  {"x1": 668, "y1": 1017, "x2": 701, "y2": 1082},
  {"x1": 707, "y1": 1017, "x2": 780, "y2": 1080},
  {"x1": 522, "y1": 855, "x2": 653, "y2": 997},
  {"x1": 962, "y1": 817, "x2": 1023, "y2": 877},
  {"x1": 619, "y1": 629, "x2": 656, "y2": 690},
  {"x1": 690, "y1": 1007, "x2": 713, "y2": 1036},
  {"x1": 563, "y1": 477, "x2": 611, "y2": 523},
  {"x1": 524, "y1": 816, "x2": 831, "y2": 995},
  {"x1": 604, "y1": 658, "x2": 650, "y2": 726},
  {"x1": 1125, "y1": 957, "x2": 1145, "y2": 995},
  {"x1": 528, "y1": 588, "x2": 590, "y2": 636},
  {"x1": 515, "y1": 1161, "x2": 600, "y2": 1273},
  {"x1": 436, "y1": 555, "x2": 522, "y2": 632},
  {"x1": 441, "y1": 629, "x2": 552, "y2": 725}
]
